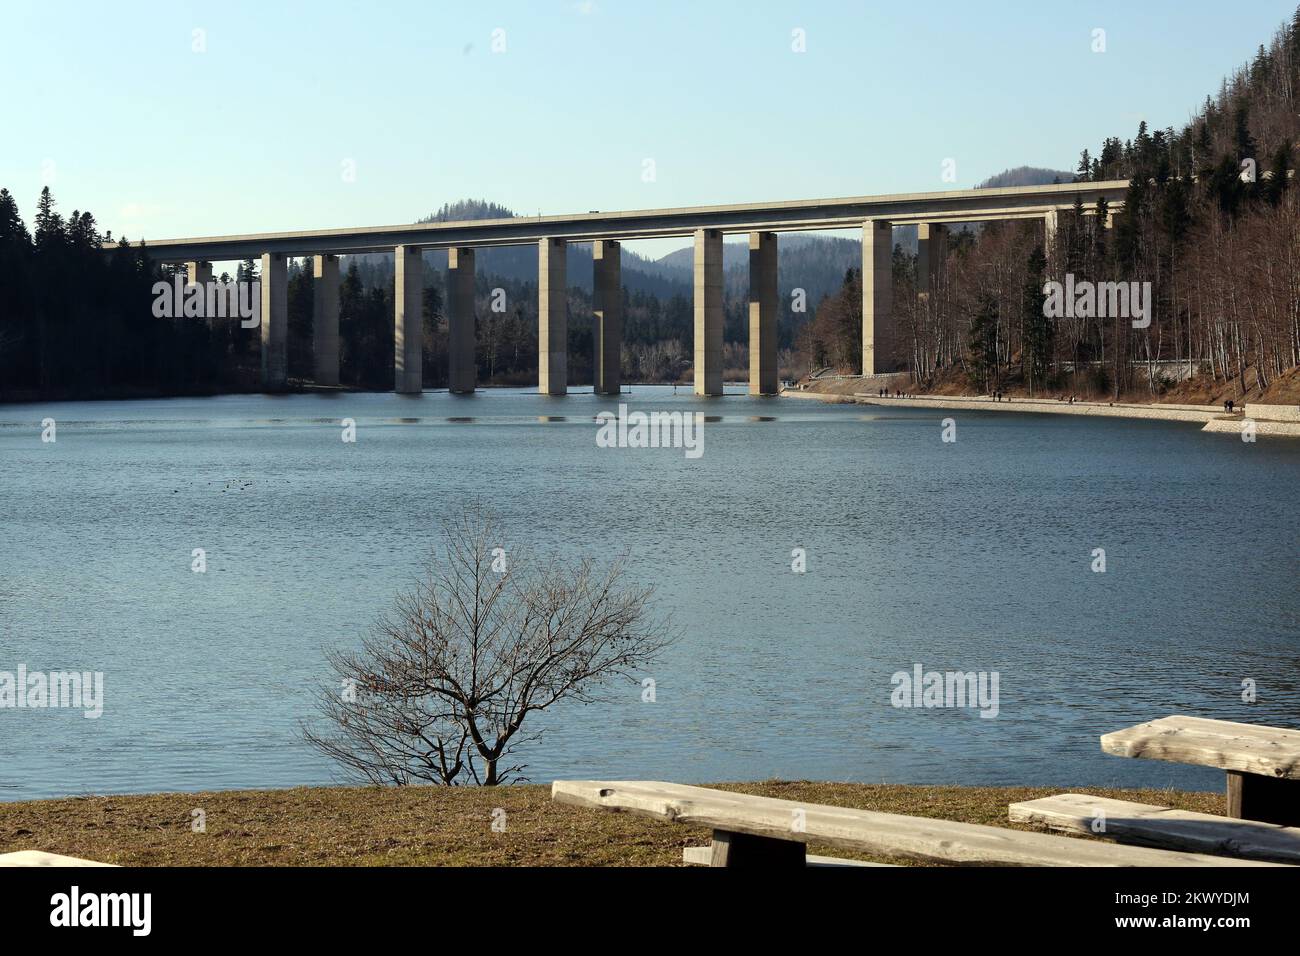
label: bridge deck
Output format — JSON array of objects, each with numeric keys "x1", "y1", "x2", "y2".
[{"x1": 107, "y1": 180, "x2": 1130, "y2": 262}]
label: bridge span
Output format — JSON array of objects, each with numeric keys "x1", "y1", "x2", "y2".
[{"x1": 108, "y1": 180, "x2": 1129, "y2": 396}]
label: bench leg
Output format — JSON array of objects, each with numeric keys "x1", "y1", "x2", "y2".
[
  {"x1": 708, "y1": 829, "x2": 806, "y2": 867},
  {"x1": 1225, "y1": 771, "x2": 1300, "y2": 826}
]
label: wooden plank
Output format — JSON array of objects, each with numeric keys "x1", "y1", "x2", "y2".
[
  {"x1": 682, "y1": 846, "x2": 894, "y2": 867},
  {"x1": 1100, "y1": 716, "x2": 1300, "y2": 779},
  {"x1": 709, "y1": 829, "x2": 806, "y2": 867},
  {"x1": 1010, "y1": 793, "x2": 1300, "y2": 863},
  {"x1": 551, "y1": 781, "x2": 1283, "y2": 867},
  {"x1": 0, "y1": 851, "x2": 115, "y2": 867},
  {"x1": 682, "y1": 846, "x2": 712, "y2": 865},
  {"x1": 1226, "y1": 771, "x2": 1300, "y2": 826}
]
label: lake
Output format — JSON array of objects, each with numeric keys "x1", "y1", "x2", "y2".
[{"x1": 1, "y1": 386, "x2": 1297, "y2": 801}]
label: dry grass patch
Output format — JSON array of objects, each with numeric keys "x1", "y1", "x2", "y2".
[{"x1": 0, "y1": 782, "x2": 1223, "y2": 867}]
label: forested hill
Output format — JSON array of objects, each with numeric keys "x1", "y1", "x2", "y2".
[{"x1": 977, "y1": 166, "x2": 1074, "y2": 188}]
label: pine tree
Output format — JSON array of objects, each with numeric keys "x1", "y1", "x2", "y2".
[
  {"x1": 0, "y1": 188, "x2": 29, "y2": 243},
  {"x1": 33, "y1": 186, "x2": 62, "y2": 247},
  {"x1": 1158, "y1": 177, "x2": 1191, "y2": 242},
  {"x1": 1266, "y1": 142, "x2": 1292, "y2": 204},
  {"x1": 967, "y1": 292, "x2": 1000, "y2": 392},
  {"x1": 1021, "y1": 246, "x2": 1052, "y2": 395},
  {"x1": 1232, "y1": 104, "x2": 1256, "y2": 160}
]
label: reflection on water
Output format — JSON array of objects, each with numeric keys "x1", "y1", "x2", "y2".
[{"x1": 1, "y1": 386, "x2": 1297, "y2": 800}]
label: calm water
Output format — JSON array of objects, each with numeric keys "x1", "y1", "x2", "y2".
[{"x1": 1, "y1": 386, "x2": 1297, "y2": 801}]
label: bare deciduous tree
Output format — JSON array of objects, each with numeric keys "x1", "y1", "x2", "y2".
[{"x1": 303, "y1": 508, "x2": 673, "y2": 786}]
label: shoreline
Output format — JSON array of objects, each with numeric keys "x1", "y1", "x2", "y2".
[
  {"x1": 0, "y1": 780, "x2": 1223, "y2": 867},
  {"x1": 785, "y1": 387, "x2": 1300, "y2": 436}
]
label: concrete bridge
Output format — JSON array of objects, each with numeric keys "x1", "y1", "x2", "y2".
[{"x1": 111, "y1": 181, "x2": 1129, "y2": 396}]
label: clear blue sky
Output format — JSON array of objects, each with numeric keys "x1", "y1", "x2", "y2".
[{"x1": 2, "y1": 0, "x2": 1295, "y2": 258}]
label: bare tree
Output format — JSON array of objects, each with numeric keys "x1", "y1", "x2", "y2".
[{"x1": 303, "y1": 508, "x2": 674, "y2": 786}]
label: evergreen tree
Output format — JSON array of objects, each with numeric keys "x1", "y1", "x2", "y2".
[
  {"x1": 967, "y1": 292, "x2": 1000, "y2": 392},
  {"x1": 1232, "y1": 104, "x2": 1256, "y2": 160},
  {"x1": 1266, "y1": 142, "x2": 1292, "y2": 205},
  {"x1": 1021, "y1": 246, "x2": 1052, "y2": 395},
  {"x1": 33, "y1": 186, "x2": 63, "y2": 248}
]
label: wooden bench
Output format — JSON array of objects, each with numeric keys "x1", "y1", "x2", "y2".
[
  {"x1": 0, "y1": 851, "x2": 114, "y2": 867},
  {"x1": 680, "y1": 845, "x2": 891, "y2": 867},
  {"x1": 1101, "y1": 716, "x2": 1300, "y2": 826},
  {"x1": 551, "y1": 780, "x2": 1282, "y2": 867},
  {"x1": 1009, "y1": 793, "x2": 1300, "y2": 864}
]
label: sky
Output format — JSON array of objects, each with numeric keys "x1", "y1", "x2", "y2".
[{"x1": 2, "y1": 0, "x2": 1296, "y2": 260}]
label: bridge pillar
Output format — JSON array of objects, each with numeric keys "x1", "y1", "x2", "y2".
[
  {"x1": 185, "y1": 261, "x2": 212, "y2": 288},
  {"x1": 260, "y1": 252, "x2": 288, "y2": 390},
  {"x1": 1043, "y1": 210, "x2": 1059, "y2": 260},
  {"x1": 916, "y1": 223, "x2": 947, "y2": 299},
  {"x1": 447, "y1": 247, "x2": 476, "y2": 394},
  {"x1": 593, "y1": 240, "x2": 622, "y2": 396},
  {"x1": 185, "y1": 261, "x2": 214, "y2": 326},
  {"x1": 861, "y1": 219, "x2": 894, "y2": 375},
  {"x1": 693, "y1": 228, "x2": 724, "y2": 396},
  {"x1": 312, "y1": 255, "x2": 340, "y2": 387},
  {"x1": 538, "y1": 238, "x2": 567, "y2": 395},
  {"x1": 395, "y1": 245, "x2": 424, "y2": 394},
  {"x1": 748, "y1": 231, "x2": 778, "y2": 396}
]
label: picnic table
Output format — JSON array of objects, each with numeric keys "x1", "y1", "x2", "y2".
[
  {"x1": 1101, "y1": 715, "x2": 1300, "y2": 826},
  {"x1": 551, "y1": 780, "x2": 1279, "y2": 867}
]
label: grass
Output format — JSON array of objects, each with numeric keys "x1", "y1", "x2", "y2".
[{"x1": 0, "y1": 781, "x2": 1226, "y2": 866}]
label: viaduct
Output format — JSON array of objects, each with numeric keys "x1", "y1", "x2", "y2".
[{"x1": 109, "y1": 181, "x2": 1129, "y2": 396}]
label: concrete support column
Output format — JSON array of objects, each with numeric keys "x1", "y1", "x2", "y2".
[
  {"x1": 394, "y1": 245, "x2": 424, "y2": 394},
  {"x1": 1043, "y1": 210, "x2": 1059, "y2": 259},
  {"x1": 916, "y1": 223, "x2": 947, "y2": 299},
  {"x1": 185, "y1": 261, "x2": 214, "y2": 326},
  {"x1": 592, "y1": 240, "x2": 622, "y2": 396},
  {"x1": 693, "y1": 228, "x2": 724, "y2": 396},
  {"x1": 312, "y1": 254, "x2": 340, "y2": 387},
  {"x1": 537, "y1": 238, "x2": 567, "y2": 395},
  {"x1": 748, "y1": 231, "x2": 778, "y2": 396},
  {"x1": 861, "y1": 219, "x2": 893, "y2": 375},
  {"x1": 260, "y1": 252, "x2": 288, "y2": 390},
  {"x1": 447, "y1": 247, "x2": 476, "y2": 394},
  {"x1": 185, "y1": 261, "x2": 212, "y2": 288}
]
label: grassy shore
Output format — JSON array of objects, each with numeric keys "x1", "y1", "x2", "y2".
[
  {"x1": 0, "y1": 782, "x2": 1224, "y2": 866},
  {"x1": 794, "y1": 364, "x2": 1300, "y2": 407}
]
